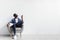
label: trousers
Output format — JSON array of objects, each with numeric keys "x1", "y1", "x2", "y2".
[{"x1": 10, "y1": 21, "x2": 23, "y2": 36}]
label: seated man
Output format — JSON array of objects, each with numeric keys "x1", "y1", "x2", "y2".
[{"x1": 7, "y1": 13, "x2": 23, "y2": 39}]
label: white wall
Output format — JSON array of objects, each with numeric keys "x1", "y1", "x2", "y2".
[{"x1": 0, "y1": 0, "x2": 60, "y2": 35}]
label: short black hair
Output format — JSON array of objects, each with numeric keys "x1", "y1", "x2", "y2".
[{"x1": 13, "y1": 13, "x2": 18, "y2": 17}]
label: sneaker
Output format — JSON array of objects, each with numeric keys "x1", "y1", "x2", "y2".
[{"x1": 14, "y1": 35, "x2": 17, "y2": 40}]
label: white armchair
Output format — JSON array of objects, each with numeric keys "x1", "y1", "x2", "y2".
[{"x1": 7, "y1": 15, "x2": 24, "y2": 38}]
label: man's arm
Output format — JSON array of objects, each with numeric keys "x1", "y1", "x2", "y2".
[{"x1": 7, "y1": 19, "x2": 14, "y2": 27}]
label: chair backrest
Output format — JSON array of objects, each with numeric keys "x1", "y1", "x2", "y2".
[{"x1": 16, "y1": 15, "x2": 24, "y2": 28}]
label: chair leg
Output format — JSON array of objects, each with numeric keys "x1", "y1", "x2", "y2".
[
  {"x1": 20, "y1": 32, "x2": 21, "y2": 38},
  {"x1": 10, "y1": 32, "x2": 13, "y2": 38}
]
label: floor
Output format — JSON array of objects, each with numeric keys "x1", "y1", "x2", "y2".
[{"x1": 0, "y1": 34, "x2": 60, "y2": 40}]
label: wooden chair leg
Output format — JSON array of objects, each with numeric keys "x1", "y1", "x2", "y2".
[{"x1": 20, "y1": 32, "x2": 21, "y2": 38}]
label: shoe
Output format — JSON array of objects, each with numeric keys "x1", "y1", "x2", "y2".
[{"x1": 14, "y1": 35, "x2": 17, "y2": 40}]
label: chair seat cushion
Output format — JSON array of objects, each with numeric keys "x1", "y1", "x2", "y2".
[{"x1": 16, "y1": 25, "x2": 23, "y2": 28}]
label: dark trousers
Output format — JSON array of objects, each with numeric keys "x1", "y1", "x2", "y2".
[{"x1": 10, "y1": 22, "x2": 23, "y2": 36}]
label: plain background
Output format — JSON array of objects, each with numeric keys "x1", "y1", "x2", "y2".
[{"x1": 0, "y1": 0, "x2": 60, "y2": 35}]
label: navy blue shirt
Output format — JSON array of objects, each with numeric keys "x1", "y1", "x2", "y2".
[{"x1": 10, "y1": 18, "x2": 22, "y2": 24}]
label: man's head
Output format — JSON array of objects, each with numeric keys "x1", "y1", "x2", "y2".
[{"x1": 13, "y1": 13, "x2": 18, "y2": 18}]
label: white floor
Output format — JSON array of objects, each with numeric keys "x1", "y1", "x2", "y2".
[{"x1": 0, "y1": 34, "x2": 60, "y2": 40}]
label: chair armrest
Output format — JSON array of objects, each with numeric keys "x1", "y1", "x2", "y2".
[
  {"x1": 7, "y1": 23, "x2": 11, "y2": 33},
  {"x1": 7, "y1": 23, "x2": 9, "y2": 27}
]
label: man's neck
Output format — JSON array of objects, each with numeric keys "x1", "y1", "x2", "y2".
[{"x1": 14, "y1": 17, "x2": 18, "y2": 19}]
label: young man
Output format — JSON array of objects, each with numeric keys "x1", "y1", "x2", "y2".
[{"x1": 7, "y1": 13, "x2": 23, "y2": 39}]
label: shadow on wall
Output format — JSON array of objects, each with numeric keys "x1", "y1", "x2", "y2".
[
  {"x1": 0, "y1": 14, "x2": 13, "y2": 35},
  {"x1": 0, "y1": 24, "x2": 10, "y2": 35}
]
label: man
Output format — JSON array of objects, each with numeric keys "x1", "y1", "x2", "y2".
[{"x1": 7, "y1": 13, "x2": 23, "y2": 39}]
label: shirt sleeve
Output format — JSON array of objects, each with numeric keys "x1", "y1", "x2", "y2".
[{"x1": 10, "y1": 19, "x2": 13, "y2": 23}]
